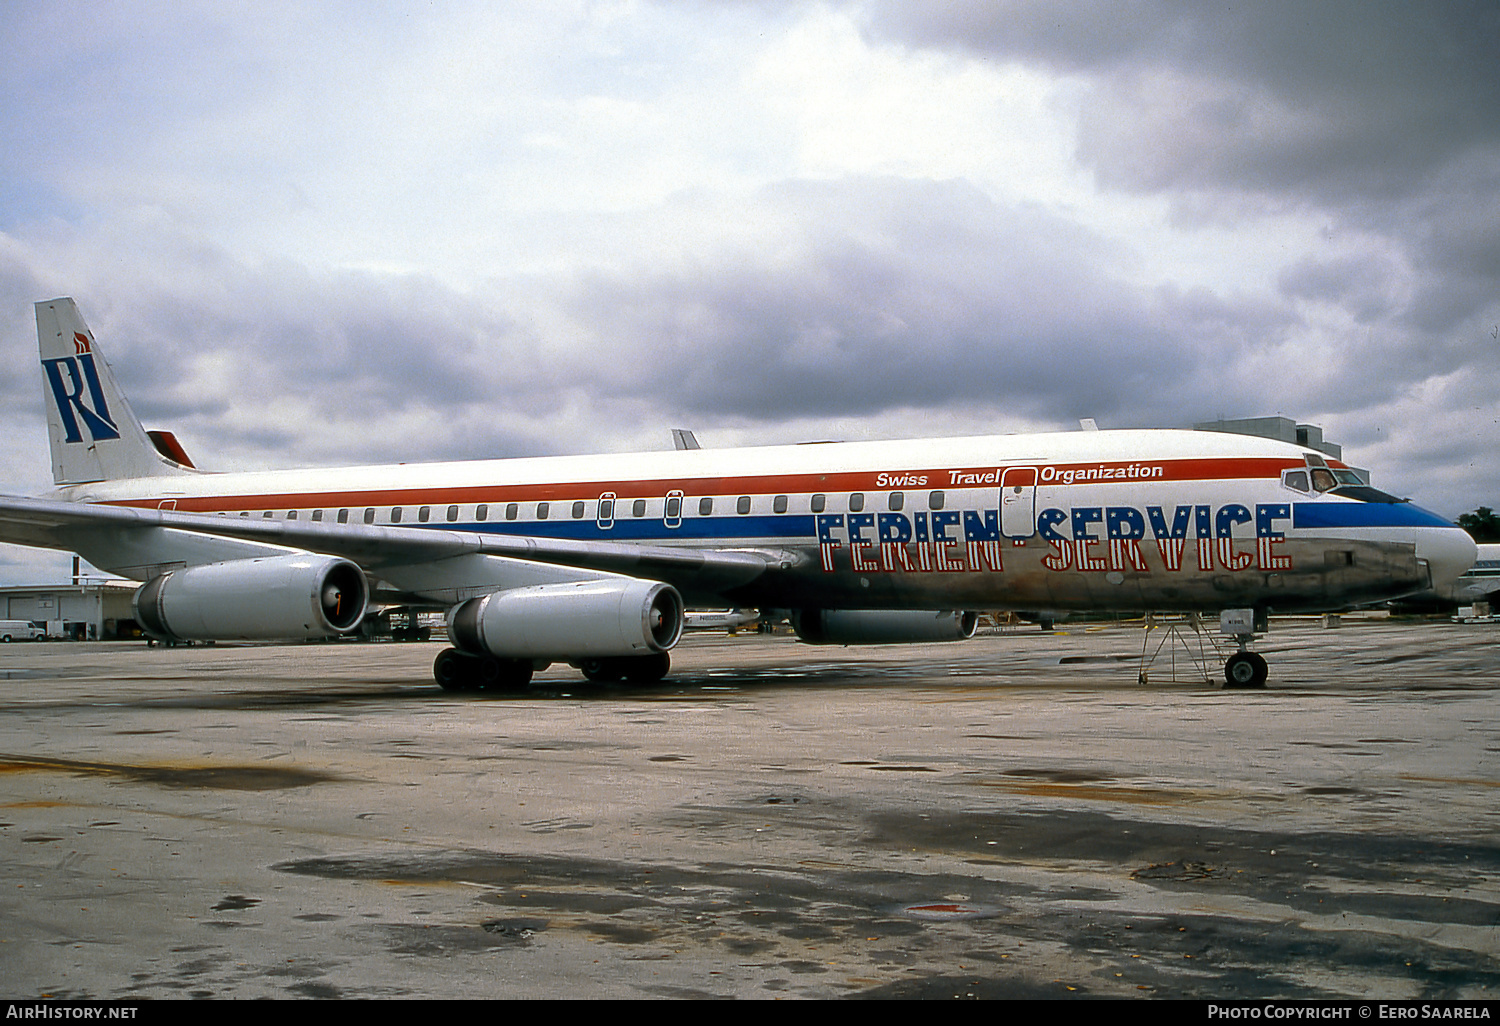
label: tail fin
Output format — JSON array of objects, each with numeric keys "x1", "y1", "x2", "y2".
[{"x1": 36, "y1": 298, "x2": 194, "y2": 485}]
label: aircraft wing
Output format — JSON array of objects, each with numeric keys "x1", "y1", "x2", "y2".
[{"x1": 0, "y1": 494, "x2": 797, "y2": 604}]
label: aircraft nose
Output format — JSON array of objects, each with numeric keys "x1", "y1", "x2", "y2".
[{"x1": 1417, "y1": 525, "x2": 1477, "y2": 591}]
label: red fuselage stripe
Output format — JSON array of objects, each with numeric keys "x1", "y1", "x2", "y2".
[{"x1": 102, "y1": 457, "x2": 1313, "y2": 513}]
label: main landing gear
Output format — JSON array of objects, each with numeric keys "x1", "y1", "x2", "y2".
[
  {"x1": 433, "y1": 648, "x2": 534, "y2": 692},
  {"x1": 1137, "y1": 608, "x2": 1271, "y2": 688},
  {"x1": 1220, "y1": 608, "x2": 1269, "y2": 689},
  {"x1": 577, "y1": 653, "x2": 671, "y2": 684},
  {"x1": 431, "y1": 649, "x2": 672, "y2": 690}
]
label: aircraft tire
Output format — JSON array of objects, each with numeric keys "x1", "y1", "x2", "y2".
[
  {"x1": 579, "y1": 654, "x2": 670, "y2": 683},
  {"x1": 433, "y1": 648, "x2": 478, "y2": 692},
  {"x1": 1224, "y1": 651, "x2": 1268, "y2": 689},
  {"x1": 479, "y1": 657, "x2": 533, "y2": 691},
  {"x1": 579, "y1": 658, "x2": 623, "y2": 683},
  {"x1": 621, "y1": 652, "x2": 670, "y2": 683}
]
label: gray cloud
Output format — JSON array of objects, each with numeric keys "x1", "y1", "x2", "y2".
[{"x1": 861, "y1": 1, "x2": 1500, "y2": 201}]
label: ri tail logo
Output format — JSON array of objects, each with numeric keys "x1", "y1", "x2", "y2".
[{"x1": 43, "y1": 332, "x2": 121, "y2": 443}]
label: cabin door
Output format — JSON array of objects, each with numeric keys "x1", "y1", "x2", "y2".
[{"x1": 999, "y1": 467, "x2": 1037, "y2": 538}]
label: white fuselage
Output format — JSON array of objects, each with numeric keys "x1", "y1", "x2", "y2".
[{"x1": 53, "y1": 428, "x2": 1475, "y2": 614}]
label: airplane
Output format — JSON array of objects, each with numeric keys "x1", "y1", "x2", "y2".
[
  {"x1": 0, "y1": 299, "x2": 1477, "y2": 691},
  {"x1": 1427, "y1": 542, "x2": 1500, "y2": 609}
]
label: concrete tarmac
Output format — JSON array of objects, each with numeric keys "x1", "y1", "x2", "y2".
[{"x1": 0, "y1": 618, "x2": 1497, "y2": 1000}]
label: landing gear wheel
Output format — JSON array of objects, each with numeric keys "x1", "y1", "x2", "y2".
[
  {"x1": 1224, "y1": 651, "x2": 1268, "y2": 689},
  {"x1": 621, "y1": 652, "x2": 670, "y2": 683},
  {"x1": 481, "y1": 657, "x2": 533, "y2": 691},
  {"x1": 434, "y1": 648, "x2": 477, "y2": 691},
  {"x1": 579, "y1": 658, "x2": 622, "y2": 683},
  {"x1": 578, "y1": 653, "x2": 670, "y2": 684},
  {"x1": 435, "y1": 650, "x2": 534, "y2": 692}
]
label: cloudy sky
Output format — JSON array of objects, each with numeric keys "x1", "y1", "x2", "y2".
[{"x1": 2, "y1": 1, "x2": 1497, "y2": 583}]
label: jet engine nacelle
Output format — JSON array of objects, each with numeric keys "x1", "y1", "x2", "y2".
[
  {"x1": 134, "y1": 554, "x2": 368, "y2": 642},
  {"x1": 791, "y1": 608, "x2": 979, "y2": 645},
  {"x1": 448, "y1": 578, "x2": 684, "y2": 660}
]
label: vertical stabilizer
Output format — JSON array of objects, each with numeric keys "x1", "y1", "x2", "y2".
[{"x1": 36, "y1": 298, "x2": 191, "y2": 485}]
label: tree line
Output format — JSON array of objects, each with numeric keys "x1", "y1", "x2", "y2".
[{"x1": 1458, "y1": 507, "x2": 1500, "y2": 542}]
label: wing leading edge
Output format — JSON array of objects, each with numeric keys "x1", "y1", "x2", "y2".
[{"x1": 0, "y1": 493, "x2": 793, "y2": 605}]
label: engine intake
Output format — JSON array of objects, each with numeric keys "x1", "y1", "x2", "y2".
[
  {"x1": 134, "y1": 554, "x2": 368, "y2": 642},
  {"x1": 448, "y1": 578, "x2": 683, "y2": 660},
  {"x1": 792, "y1": 608, "x2": 978, "y2": 645}
]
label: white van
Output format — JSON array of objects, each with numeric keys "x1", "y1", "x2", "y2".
[{"x1": 0, "y1": 620, "x2": 45, "y2": 642}]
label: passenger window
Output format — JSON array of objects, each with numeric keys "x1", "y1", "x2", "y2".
[
  {"x1": 391, "y1": 507, "x2": 403, "y2": 524},
  {"x1": 536, "y1": 502, "x2": 549, "y2": 520},
  {"x1": 337, "y1": 509, "x2": 349, "y2": 524},
  {"x1": 773, "y1": 495, "x2": 788, "y2": 514},
  {"x1": 928, "y1": 490, "x2": 944, "y2": 510},
  {"x1": 310, "y1": 509, "x2": 322, "y2": 522},
  {"x1": 286, "y1": 510, "x2": 298, "y2": 520},
  {"x1": 505, "y1": 503, "x2": 518, "y2": 521},
  {"x1": 737, "y1": 496, "x2": 751, "y2": 515},
  {"x1": 363, "y1": 508, "x2": 376, "y2": 525},
  {"x1": 476, "y1": 504, "x2": 488, "y2": 521},
  {"x1": 888, "y1": 492, "x2": 904, "y2": 512},
  {"x1": 447, "y1": 505, "x2": 459, "y2": 522},
  {"x1": 599, "y1": 498, "x2": 614, "y2": 520},
  {"x1": 811, "y1": 493, "x2": 825, "y2": 513},
  {"x1": 572, "y1": 500, "x2": 586, "y2": 519},
  {"x1": 262, "y1": 511, "x2": 274, "y2": 519},
  {"x1": 849, "y1": 492, "x2": 865, "y2": 512},
  {"x1": 240, "y1": 511, "x2": 250, "y2": 517},
  {"x1": 665, "y1": 494, "x2": 682, "y2": 519},
  {"x1": 633, "y1": 499, "x2": 647, "y2": 518},
  {"x1": 699, "y1": 496, "x2": 713, "y2": 516},
  {"x1": 418, "y1": 506, "x2": 430, "y2": 523}
]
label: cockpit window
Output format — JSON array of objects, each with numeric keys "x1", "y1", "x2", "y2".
[{"x1": 1297, "y1": 453, "x2": 1407, "y2": 503}]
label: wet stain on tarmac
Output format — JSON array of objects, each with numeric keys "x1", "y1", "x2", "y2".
[
  {"x1": 1130, "y1": 861, "x2": 1223, "y2": 881},
  {"x1": 0, "y1": 753, "x2": 341, "y2": 790},
  {"x1": 481, "y1": 917, "x2": 546, "y2": 938},
  {"x1": 1003, "y1": 768, "x2": 1112, "y2": 783},
  {"x1": 481, "y1": 889, "x2": 651, "y2": 915},
  {"x1": 582, "y1": 920, "x2": 659, "y2": 943},
  {"x1": 382, "y1": 922, "x2": 536, "y2": 955},
  {"x1": 971, "y1": 776, "x2": 1206, "y2": 805},
  {"x1": 211, "y1": 895, "x2": 261, "y2": 911},
  {"x1": 852, "y1": 974, "x2": 1091, "y2": 1000}
]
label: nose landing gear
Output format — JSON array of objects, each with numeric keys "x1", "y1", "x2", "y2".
[
  {"x1": 1223, "y1": 649, "x2": 1269, "y2": 689},
  {"x1": 1220, "y1": 608, "x2": 1269, "y2": 689}
]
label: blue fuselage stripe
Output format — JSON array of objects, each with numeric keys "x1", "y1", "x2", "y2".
[{"x1": 1291, "y1": 502, "x2": 1452, "y2": 530}]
